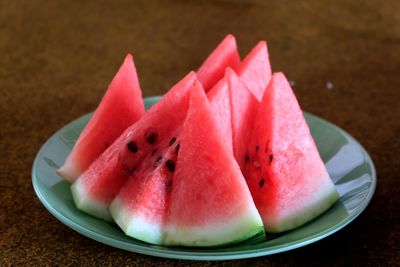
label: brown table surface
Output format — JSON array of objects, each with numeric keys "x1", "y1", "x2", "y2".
[{"x1": 1, "y1": 0, "x2": 399, "y2": 266}]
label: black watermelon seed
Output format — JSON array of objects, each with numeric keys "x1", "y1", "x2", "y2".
[
  {"x1": 156, "y1": 156, "x2": 163, "y2": 163},
  {"x1": 269, "y1": 154, "x2": 274, "y2": 164},
  {"x1": 174, "y1": 144, "x2": 180, "y2": 154},
  {"x1": 244, "y1": 155, "x2": 250, "y2": 163},
  {"x1": 255, "y1": 145, "x2": 259, "y2": 152},
  {"x1": 127, "y1": 141, "x2": 138, "y2": 153},
  {"x1": 146, "y1": 132, "x2": 157, "y2": 144},
  {"x1": 151, "y1": 148, "x2": 158, "y2": 156},
  {"x1": 259, "y1": 178, "x2": 265, "y2": 188},
  {"x1": 166, "y1": 159, "x2": 175, "y2": 172},
  {"x1": 169, "y1": 137, "x2": 177, "y2": 146}
]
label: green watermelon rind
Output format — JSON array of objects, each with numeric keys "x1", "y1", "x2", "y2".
[
  {"x1": 109, "y1": 197, "x2": 265, "y2": 247},
  {"x1": 264, "y1": 178, "x2": 339, "y2": 233},
  {"x1": 71, "y1": 179, "x2": 113, "y2": 222},
  {"x1": 166, "y1": 225, "x2": 266, "y2": 248},
  {"x1": 163, "y1": 206, "x2": 265, "y2": 247}
]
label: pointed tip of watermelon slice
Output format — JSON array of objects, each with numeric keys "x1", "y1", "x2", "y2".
[
  {"x1": 262, "y1": 72, "x2": 297, "y2": 107},
  {"x1": 197, "y1": 34, "x2": 241, "y2": 92},
  {"x1": 271, "y1": 71, "x2": 287, "y2": 82},
  {"x1": 120, "y1": 53, "x2": 136, "y2": 76},
  {"x1": 225, "y1": 66, "x2": 241, "y2": 86},
  {"x1": 258, "y1": 40, "x2": 267, "y2": 47},
  {"x1": 56, "y1": 162, "x2": 81, "y2": 183},
  {"x1": 240, "y1": 40, "x2": 269, "y2": 64},
  {"x1": 224, "y1": 66, "x2": 236, "y2": 77},
  {"x1": 225, "y1": 33, "x2": 236, "y2": 42},
  {"x1": 225, "y1": 66, "x2": 252, "y2": 93},
  {"x1": 188, "y1": 70, "x2": 198, "y2": 81},
  {"x1": 238, "y1": 40, "x2": 271, "y2": 101},
  {"x1": 124, "y1": 53, "x2": 133, "y2": 60}
]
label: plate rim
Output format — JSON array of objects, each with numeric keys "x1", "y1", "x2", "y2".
[{"x1": 32, "y1": 96, "x2": 377, "y2": 260}]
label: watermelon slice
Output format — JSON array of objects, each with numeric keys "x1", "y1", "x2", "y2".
[
  {"x1": 110, "y1": 83, "x2": 263, "y2": 246},
  {"x1": 164, "y1": 84, "x2": 264, "y2": 246},
  {"x1": 71, "y1": 72, "x2": 197, "y2": 221},
  {"x1": 238, "y1": 41, "x2": 272, "y2": 101},
  {"x1": 225, "y1": 68, "x2": 258, "y2": 171},
  {"x1": 243, "y1": 72, "x2": 339, "y2": 232},
  {"x1": 206, "y1": 78, "x2": 232, "y2": 151},
  {"x1": 197, "y1": 34, "x2": 241, "y2": 92},
  {"x1": 57, "y1": 54, "x2": 145, "y2": 182}
]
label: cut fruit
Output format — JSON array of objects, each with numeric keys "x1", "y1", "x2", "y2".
[
  {"x1": 197, "y1": 34, "x2": 241, "y2": 92},
  {"x1": 164, "y1": 84, "x2": 264, "y2": 246},
  {"x1": 58, "y1": 36, "x2": 343, "y2": 247},
  {"x1": 225, "y1": 68, "x2": 258, "y2": 171},
  {"x1": 207, "y1": 78, "x2": 232, "y2": 151},
  {"x1": 71, "y1": 72, "x2": 197, "y2": 221},
  {"x1": 238, "y1": 41, "x2": 272, "y2": 101},
  {"x1": 110, "y1": 82, "x2": 262, "y2": 246},
  {"x1": 243, "y1": 72, "x2": 339, "y2": 232},
  {"x1": 58, "y1": 54, "x2": 145, "y2": 182}
]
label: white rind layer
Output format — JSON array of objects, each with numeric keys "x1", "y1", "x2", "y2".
[
  {"x1": 110, "y1": 196, "x2": 264, "y2": 246},
  {"x1": 163, "y1": 203, "x2": 264, "y2": 247},
  {"x1": 70, "y1": 178, "x2": 113, "y2": 222},
  {"x1": 265, "y1": 173, "x2": 339, "y2": 233},
  {"x1": 109, "y1": 197, "x2": 164, "y2": 245}
]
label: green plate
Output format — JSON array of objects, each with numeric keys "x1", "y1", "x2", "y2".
[{"x1": 32, "y1": 96, "x2": 376, "y2": 260}]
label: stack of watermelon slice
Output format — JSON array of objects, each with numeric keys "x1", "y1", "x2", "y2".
[{"x1": 58, "y1": 34, "x2": 339, "y2": 247}]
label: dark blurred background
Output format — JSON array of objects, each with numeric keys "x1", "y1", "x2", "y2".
[{"x1": 1, "y1": 0, "x2": 399, "y2": 266}]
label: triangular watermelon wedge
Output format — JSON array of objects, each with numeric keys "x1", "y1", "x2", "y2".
[
  {"x1": 57, "y1": 54, "x2": 145, "y2": 182},
  {"x1": 225, "y1": 68, "x2": 258, "y2": 171},
  {"x1": 197, "y1": 34, "x2": 241, "y2": 92},
  {"x1": 238, "y1": 41, "x2": 272, "y2": 101},
  {"x1": 109, "y1": 83, "x2": 264, "y2": 246},
  {"x1": 164, "y1": 83, "x2": 264, "y2": 246},
  {"x1": 244, "y1": 72, "x2": 339, "y2": 232},
  {"x1": 71, "y1": 72, "x2": 197, "y2": 221}
]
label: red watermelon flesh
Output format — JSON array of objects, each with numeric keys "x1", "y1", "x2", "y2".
[
  {"x1": 238, "y1": 41, "x2": 272, "y2": 101},
  {"x1": 111, "y1": 84, "x2": 263, "y2": 246},
  {"x1": 164, "y1": 84, "x2": 264, "y2": 246},
  {"x1": 197, "y1": 34, "x2": 241, "y2": 92},
  {"x1": 225, "y1": 68, "x2": 259, "y2": 171},
  {"x1": 244, "y1": 72, "x2": 339, "y2": 232},
  {"x1": 58, "y1": 54, "x2": 145, "y2": 182},
  {"x1": 206, "y1": 78, "x2": 233, "y2": 151},
  {"x1": 71, "y1": 72, "x2": 197, "y2": 221}
]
